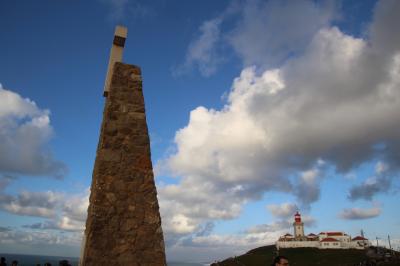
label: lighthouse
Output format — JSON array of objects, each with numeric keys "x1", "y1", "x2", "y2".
[{"x1": 293, "y1": 211, "x2": 305, "y2": 238}]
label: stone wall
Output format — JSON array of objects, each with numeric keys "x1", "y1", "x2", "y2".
[{"x1": 81, "y1": 62, "x2": 166, "y2": 266}]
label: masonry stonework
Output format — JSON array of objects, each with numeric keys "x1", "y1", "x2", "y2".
[{"x1": 81, "y1": 62, "x2": 166, "y2": 266}]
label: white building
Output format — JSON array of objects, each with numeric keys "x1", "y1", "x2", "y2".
[{"x1": 276, "y1": 212, "x2": 371, "y2": 250}]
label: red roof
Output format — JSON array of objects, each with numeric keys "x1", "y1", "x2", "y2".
[
  {"x1": 320, "y1": 237, "x2": 339, "y2": 242},
  {"x1": 284, "y1": 233, "x2": 293, "y2": 237},
  {"x1": 319, "y1": 232, "x2": 346, "y2": 236},
  {"x1": 327, "y1": 232, "x2": 344, "y2": 236},
  {"x1": 352, "y1": 236, "x2": 368, "y2": 241},
  {"x1": 319, "y1": 232, "x2": 344, "y2": 236}
]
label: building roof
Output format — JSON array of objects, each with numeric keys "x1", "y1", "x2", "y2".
[
  {"x1": 307, "y1": 233, "x2": 317, "y2": 236},
  {"x1": 320, "y1": 237, "x2": 340, "y2": 242},
  {"x1": 319, "y1": 232, "x2": 345, "y2": 236},
  {"x1": 284, "y1": 233, "x2": 293, "y2": 237},
  {"x1": 352, "y1": 236, "x2": 368, "y2": 241}
]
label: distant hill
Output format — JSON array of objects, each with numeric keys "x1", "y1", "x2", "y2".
[{"x1": 211, "y1": 245, "x2": 400, "y2": 266}]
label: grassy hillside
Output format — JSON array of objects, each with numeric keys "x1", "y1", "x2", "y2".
[{"x1": 211, "y1": 245, "x2": 400, "y2": 266}]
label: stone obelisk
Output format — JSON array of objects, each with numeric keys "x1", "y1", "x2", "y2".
[{"x1": 81, "y1": 26, "x2": 166, "y2": 266}]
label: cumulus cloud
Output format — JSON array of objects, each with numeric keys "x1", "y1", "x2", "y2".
[
  {"x1": 159, "y1": 0, "x2": 400, "y2": 244},
  {"x1": 0, "y1": 85, "x2": 67, "y2": 178},
  {"x1": 339, "y1": 206, "x2": 381, "y2": 220}
]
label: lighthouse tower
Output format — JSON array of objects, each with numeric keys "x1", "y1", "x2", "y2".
[{"x1": 293, "y1": 211, "x2": 305, "y2": 238}]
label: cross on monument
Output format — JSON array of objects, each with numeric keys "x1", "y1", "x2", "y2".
[{"x1": 103, "y1": 25, "x2": 127, "y2": 97}]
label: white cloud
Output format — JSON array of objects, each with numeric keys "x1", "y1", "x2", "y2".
[
  {"x1": 159, "y1": 0, "x2": 400, "y2": 251},
  {"x1": 0, "y1": 85, "x2": 67, "y2": 178},
  {"x1": 339, "y1": 206, "x2": 381, "y2": 220},
  {"x1": 164, "y1": 214, "x2": 197, "y2": 235},
  {"x1": 159, "y1": 178, "x2": 246, "y2": 236}
]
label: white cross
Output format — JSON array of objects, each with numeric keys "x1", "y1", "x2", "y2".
[{"x1": 103, "y1": 25, "x2": 128, "y2": 97}]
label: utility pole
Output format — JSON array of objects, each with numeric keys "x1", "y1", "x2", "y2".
[{"x1": 388, "y1": 235, "x2": 392, "y2": 253}]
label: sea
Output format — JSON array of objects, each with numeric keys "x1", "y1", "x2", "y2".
[{"x1": 0, "y1": 254, "x2": 207, "y2": 266}]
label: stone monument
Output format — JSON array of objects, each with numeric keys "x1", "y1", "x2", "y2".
[{"x1": 80, "y1": 26, "x2": 167, "y2": 266}]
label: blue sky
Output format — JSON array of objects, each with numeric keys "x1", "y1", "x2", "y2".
[{"x1": 1, "y1": 0, "x2": 400, "y2": 263}]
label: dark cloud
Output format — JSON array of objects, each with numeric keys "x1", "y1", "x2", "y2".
[
  {"x1": 0, "y1": 175, "x2": 15, "y2": 191},
  {"x1": 0, "y1": 190, "x2": 62, "y2": 218},
  {"x1": 245, "y1": 220, "x2": 290, "y2": 234},
  {"x1": 195, "y1": 221, "x2": 215, "y2": 237},
  {"x1": 22, "y1": 221, "x2": 58, "y2": 230},
  {"x1": 348, "y1": 162, "x2": 397, "y2": 201},
  {"x1": 0, "y1": 228, "x2": 82, "y2": 256},
  {"x1": 293, "y1": 169, "x2": 324, "y2": 207},
  {"x1": 228, "y1": 0, "x2": 337, "y2": 67},
  {"x1": 0, "y1": 226, "x2": 11, "y2": 232},
  {"x1": 349, "y1": 176, "x2": 392, "y2": 201},
  {"x1": 267, "y1": 203, "x2": 298, "y2": 219},
  {"x1": 0, "y1": 186, "x2": 88, "y2": 233}
]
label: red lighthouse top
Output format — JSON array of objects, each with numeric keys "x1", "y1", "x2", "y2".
[{"x1": 294, "y1": 211, "x2": 301, "y2": 223}]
